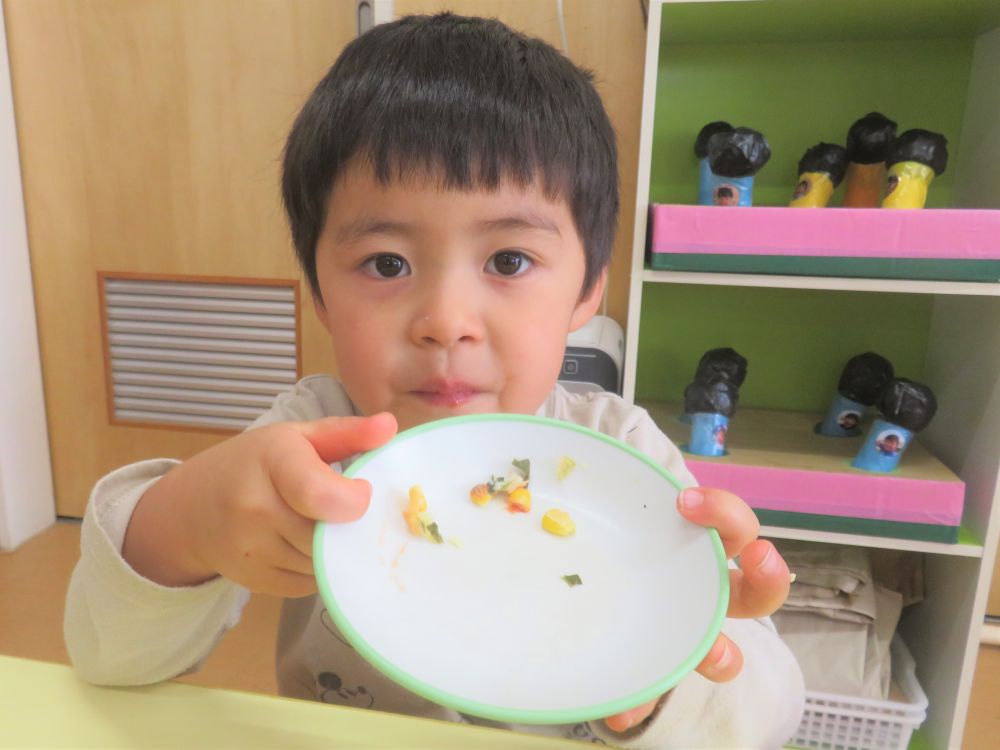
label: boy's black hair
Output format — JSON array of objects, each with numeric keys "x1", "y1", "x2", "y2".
[{"x1": 282, "y1": 13, "x2": 618, "y2": 301}]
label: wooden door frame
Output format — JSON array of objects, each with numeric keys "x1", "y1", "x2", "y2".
[{"x1": 0, "y1": 2, "x2": 56, "y2": 550}]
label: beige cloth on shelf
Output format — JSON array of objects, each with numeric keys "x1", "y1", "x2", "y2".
[
  {"x1": 870, "y1": 549, "x2": 925, "y2": 607},
  {"x1": 771, "y1": 541, "x2": 905, "y2": 700}
]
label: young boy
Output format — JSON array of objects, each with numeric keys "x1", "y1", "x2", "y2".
[{"x1": 65, "y1": 14, "x2": 803, "y2": 747}]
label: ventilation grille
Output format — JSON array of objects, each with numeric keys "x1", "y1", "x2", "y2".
[{"x1": 102, "y1": 276, "x2": 299, "y2": 431}]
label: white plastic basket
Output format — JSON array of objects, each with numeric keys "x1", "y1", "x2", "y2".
[{"x1": 788, "y1": 635, "x2": 928, "y2": 750}]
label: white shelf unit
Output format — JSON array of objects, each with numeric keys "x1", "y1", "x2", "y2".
[{"x1": 623, "y1": 3, "x2": 1000, "y2": 749}]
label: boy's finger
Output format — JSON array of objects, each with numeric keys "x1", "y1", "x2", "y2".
[
  {"x1": 256, "y1": 569, "x2": 317, "y2": 598},
  {"x1": 278, "y1": 508, "x2": 322, "y2": 558},
  {"x1": 269, "y1": 441, "x2": 373, "y2": 523},
  {"x1": 272, "y1": 536, "x2": 316, "y2": 576},
  {"x1": 727, "y1": 539, "x2": 791, "y2": 619},
  {"x1": 296, "y1": 412, "x2": 398, "y2": 464},
  {"x1": 677, "y1": 487, "x2": 760, "y2": 558},
  {"x1": 603, "y1": 698, "x2": 660, "y2": 733},
  {"x1": 695, "y1": 633, "x2": 744, "y2": 682}
]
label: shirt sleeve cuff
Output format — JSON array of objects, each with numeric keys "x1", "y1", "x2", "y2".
[
  {"x1": 589, "y1": 618, "x2": 805, "y2": 749},
  {"x1": 82, "y1": 458, "x2": 243, "y2": 607}
]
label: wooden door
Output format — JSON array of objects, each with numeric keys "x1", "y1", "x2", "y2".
[{"x1": 5, "y1": 0, "x2": 354, "y2": 516}]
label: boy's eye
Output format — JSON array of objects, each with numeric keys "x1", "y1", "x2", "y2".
[
  {"x1": 487, "y1": 250, "x2": 531, "y2": 277},
  {"x1": 362, "y1": 254, "x2": 410, "y2": 278}
]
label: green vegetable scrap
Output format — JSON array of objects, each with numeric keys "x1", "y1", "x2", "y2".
[
  {"x1": 422, "y1": 520, "x2": 443, "y2": 544},
  {"x1": 512, "y1": 458, "x2": 531, "y2": 481}
]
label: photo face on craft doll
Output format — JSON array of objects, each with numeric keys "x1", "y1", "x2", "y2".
[
  {"x1": 875, "y1": 430, "x2": 905, "y2": 456},
  {"x1": 837, "y1": 411, "x2": 861, "y2": 432},
  {"x1": 713, "y1": 184, "x2": 740, "y2": 206}
]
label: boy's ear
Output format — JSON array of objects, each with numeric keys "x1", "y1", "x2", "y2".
[{"x1": 569, "y1": 270, "x2": 608, "y2": 332}]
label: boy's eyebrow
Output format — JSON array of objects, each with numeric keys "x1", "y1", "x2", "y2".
[
  {"x1": 475, "y1": 212, "x2": 562, "y2": 237},
  {"x1": 333, "y1": 218, "x2": 415, "y2": 244},
  {"x1": 333, "y1": 212, "x2": 563, "y2": 244}
]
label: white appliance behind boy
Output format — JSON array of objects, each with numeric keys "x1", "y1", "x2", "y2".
[{"x1": 558, "y1": 315, "x2": 624, "y2": 395}]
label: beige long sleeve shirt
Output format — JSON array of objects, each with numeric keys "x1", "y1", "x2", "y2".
[{"x1": 65, "y1": 376, "x2": 804, "y2": 748}]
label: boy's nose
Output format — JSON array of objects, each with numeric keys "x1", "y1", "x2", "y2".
[{"x1": 409, "y1": 279, "x2": 484, "y2": 348}]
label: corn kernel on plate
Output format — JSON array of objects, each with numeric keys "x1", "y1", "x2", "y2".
[{"x1": 314, "y1": 414, "x2": 728, "y2": 725}]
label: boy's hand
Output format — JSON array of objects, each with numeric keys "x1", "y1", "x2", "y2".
[
  {"x1": 603, "y1": 487, "x2": 790, "y2": 734},
  {"x1": 122, "y1": 413, "x2": 397, "y2": 596}
]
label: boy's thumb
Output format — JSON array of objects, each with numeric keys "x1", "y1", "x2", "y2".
[{"x1": 296, "y1": 412, "x2": 398, "y2": 464}]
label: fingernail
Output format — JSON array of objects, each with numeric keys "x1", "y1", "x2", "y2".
[
  {"x1": 713, "y1": 641, "x2": 732, "y2": 672},
  {"x1": 756, "y1": 544, "x2": 782, "y2": 575},
  {"x1": 680, "y1": 489, "x2": 704, "y2": 510}
]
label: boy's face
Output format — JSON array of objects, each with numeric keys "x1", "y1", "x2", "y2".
[{"x1": 313, "y1": 164, "x2": 605, "y2": 432}]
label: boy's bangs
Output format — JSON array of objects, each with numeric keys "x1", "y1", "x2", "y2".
[{"x1": 358, "y1": 98, "x2": 576, "y2": 206}]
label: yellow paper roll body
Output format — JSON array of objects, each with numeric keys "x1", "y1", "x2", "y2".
[
  {"x1": 789, "y1": 171, "x2": 835, "y2": 208},
  {"x1": 881, "y1": 161, "x2": 934, "y2": 209}
]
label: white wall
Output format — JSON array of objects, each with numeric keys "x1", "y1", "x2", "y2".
[
  {"x1": 0, "y1": 3, "x2": 56, "y2": 550},
  {"x1": 954, "y1": 24, "x2": 1000, "y2": 209}
]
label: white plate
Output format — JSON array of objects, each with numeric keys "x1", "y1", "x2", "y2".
[{"x1": 314, "y1": 414, "x2": 728, "y2": 725}]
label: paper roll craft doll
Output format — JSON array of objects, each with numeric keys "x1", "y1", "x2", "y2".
[
  {"x1": 842, "y1": 112, "x2": 897, "y2": 208},
  {"x1": 790, "y1": 143, "x2": 848, "y2": 208},
  {"x1": 684, "y1": 379, "x2": 739, "y2": 457},
  {"x1": 679, "y1": 347, "x2": 748, "y2": 424},
  {"x1": 817, "y1": 352, "x2": 894, "y2": 437},
  {"x1": 695, "y1": 347, "x2": 748, "y2": 387},
  {"x1": 852, "y1": 378, "x2": 937, "y2": 472},
  {"x1": 694, "y1": 121, "x2": 734, "y2": 205},
  {"x1": 881, "y1": 129, "x2": 949, "y2": 209},
  {"x1": 701, "y1": 127, "x2": 771, "y2": 207}
]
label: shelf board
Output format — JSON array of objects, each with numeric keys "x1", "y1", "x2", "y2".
[
  {"x1": 642, "y1": 269, "x2": 1000, "y2": 297},
  {"x1": 642, "y1": 401, "x2": 972, "y2": 552}
]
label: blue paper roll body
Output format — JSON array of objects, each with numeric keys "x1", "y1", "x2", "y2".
[
  {"x1": 690, "y1": 412, "x2": 729, "y2": 456},
  {"x1": 852, "y1": 419, "x2": 913, "y2": 472},
  {"x1": 699, "y1": 171, "x2": 754, "y2": 207},
  {"x1": 697, "y1": 157, "x2": 714, "y2": 205},
  {"x1": 819, "y1": 393, "x2": 865, "y2": 437}
]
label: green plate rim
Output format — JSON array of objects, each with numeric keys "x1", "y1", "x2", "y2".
[{"x1": 313, "y1": 412, "x2": 730, "y2": 725}]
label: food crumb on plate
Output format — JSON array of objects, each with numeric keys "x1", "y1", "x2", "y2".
[
  {"x1": 557, "y1": 456, "x2": 577, "y2": 480},
  {"x1": 403, "y1": 485, "x2": 444, "y2": 543},
  {"x1": 542, "y1": 508, "x2": 576, "y2": 537}
]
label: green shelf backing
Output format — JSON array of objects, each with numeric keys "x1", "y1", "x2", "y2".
[
  {"x1": 635, "y1": 285, "x2": 932, "y2": 412},
  {"x1": 648, "y1": 0, "x2": 997, "y2": 210},
  {"x1": 650, "y1": 34, "x2": 972, "y2": 208},
  {"x1": 660, "y1": 0, "x2": 1000, "y2": 45}
]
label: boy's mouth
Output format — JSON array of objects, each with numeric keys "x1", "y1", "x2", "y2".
[{"x1": 411, "y1": 379, "x2": 483, "y2": 407}]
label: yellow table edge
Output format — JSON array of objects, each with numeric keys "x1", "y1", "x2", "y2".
[{"x1": 0, "y1": 656, "x2": 586, "y2": 749}]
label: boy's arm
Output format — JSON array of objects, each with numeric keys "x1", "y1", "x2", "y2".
[
  {"x1": 64, "y1": 377, "x2": 394, "y2": 687},
  {"x1": 64, "y1": 459, "x2": 251, "y2": 686}
]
